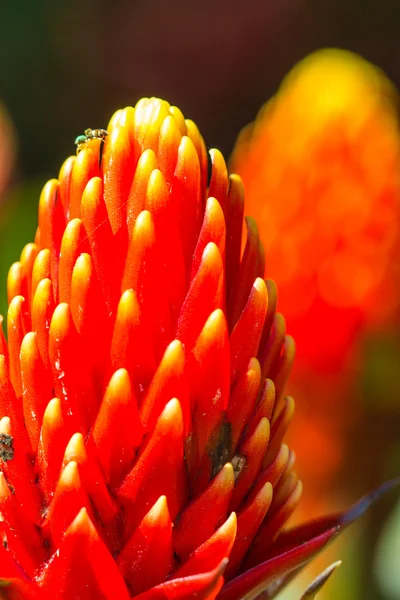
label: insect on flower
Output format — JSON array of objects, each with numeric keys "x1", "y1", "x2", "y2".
[{"x1": 74, "y1": 128, "x2": 108, "y2": 154}]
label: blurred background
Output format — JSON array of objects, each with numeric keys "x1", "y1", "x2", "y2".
[{"x1": 1, "y1": 1, "x2": 400, "y2": 598}]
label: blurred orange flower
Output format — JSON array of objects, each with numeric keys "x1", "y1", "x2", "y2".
[{"x1": 231, "y1": 49, "x2": 400, "y2": 376}]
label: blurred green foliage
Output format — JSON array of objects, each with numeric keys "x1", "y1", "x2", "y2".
[
  {"x1": 362, "y1": 334, "x2": 400, "y2": 413},
  {"x1": 374, "y1": 495, "x2": 400, "y2": 598},
  {"x1": 0, "y1": 182, "x2": 42, "y2": 319}
]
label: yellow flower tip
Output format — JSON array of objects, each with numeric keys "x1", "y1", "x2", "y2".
[
  {"x1": 107, "y1": 108, "x2": 124, "y2": 131},
  {"x1": 190, "y1": 311, "x2": 228, "y2": 381},
  {"x1": 204, "y1": 307, "x2": 226, "y2": 331},
  {"x1": 159, "y1": 397, "x2": 184, "y2": 430},
  {"x1": 39, "y1": 178, "x2": 59, "y2": 217},
  {"x1": 7, "y1": 294, "x2": 25, "y2": 325},
  {"x1": 133, "y1": 208, "x2": 154, "y2": 238},
  {"x1": 203, "y1": 241, "x2": 223, "y2": 268},
  {"x1": 159, "y1": 114, "x2": 181, "y2": 143},
  {"x1": 168, "y1": 106, "x2": 187, "y2": 136},
  {"x1": 122, "y1": 211, "x2": 157, "y2": 293},
  {"x1": 252, "y1": 416, "x2": 270, "y2": 444},
  {"x1": 67, "y1": 506, "x2": 93, "y2": 537},
  {"x1": 146, "y1": 168, "x2": 169, "y2": 209},
  {"x1": 163, "y1": 339, "x2": 185, "y2": 363},
  {"x1": 114, "y1": 288, "x2": 141, "y2": 327},
  {"x1": 146, "y1": 494, "x2": 170, "y2": 527},
  {"x1": 286, "y1": 395, "x2": 295, "y2": 418},
  {"x1": 49, "y1": 302, "x2": 70, "y2": 336},
  {"x1": 260, "y1": 480, "x2": 273, "y2": 501},
  {"x1": 226, "y1": 510, "x2": 237, "y2": 530},
  {"x1": 81, "y1": 175, "x2": 103, "y2": 208},
  {"x1": 209, "y1": 148, "x2": 229, "y2": 194},
  {"x1": 247, "y1": 356, "x2": 261, "y2": 375},
  {"x1": 108, "y1": 367, "x2": 130, "y2": 392},
  {"x1": 59, "y1": 460, "x2": 81, "y2": 490},
  {"x1": 133, "y1": 98, "x2": 171, "y2": 149},
  {"x1": 216, "y1": 462, "x2": 235, "y2": 490},
  {"x1": 71, "y1": 252, "x2": 92, "y2": 282},
  {"x1": 119, "y1": 106, "x2": 135, "y2": 130},
  {"x1": 20, "y1": 242, "x2": 37, "y2": 265},
  {"x1": 59, "y1": 154, "x2": 76, "y2": 179},
  {"x1": 205, "y1": 195, "x2": 224, "y2": 222},
  {"x1": 33, "y1": 276, "x2": 52, "y2": 305},
  {"x1": 136, "y1": 148, "x2": 159, "y2": 178},
  {"x1": 250, "y1": 278, "x2": 268, "y2": 312},
  {"x1": 43, "y1": 398, "x2": 62, "y2": 423},
  {"x1": 32, "y1": 249, "x2": 51, "y2": 293},
  {"x1": 63, "y1": 432, "x2": 85, "y2": 466},
  {"x1": 177, "y1": 135, "x2": 200, "y2": 172},
  {"x1": 7, "y1": 263, "x2": 22, "y2": 303},
  {"x1": 19, "y1": 331, "x2": 40, "y2": 381},
  {"x1": 292, "y1": 479, "x2": 303, "y2": 504},
  {"x1": 0, "y1": 415, "x2": 11, "y2": 435}
]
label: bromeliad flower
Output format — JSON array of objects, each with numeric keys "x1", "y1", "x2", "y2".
[{"x1": 0, "y1": 97, "x2": 395, "y2": 600}]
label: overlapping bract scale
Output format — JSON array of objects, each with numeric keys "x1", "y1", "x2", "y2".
[{"x1": 0, "y1": 97, "x2": 321, "y2": 599}]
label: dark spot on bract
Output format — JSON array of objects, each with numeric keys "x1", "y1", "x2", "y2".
[
  {"x1": 0, "y1": 434, "x2": 14, "y2": 462},
  {"x1": 99, "y1": 139, "x2": 105, "y2": 167},
  {"x1": 231, "y1": 454, "x2": 246, "y2": 480},
  {"x1": 209, "y1": 422, "x2": 232, "y2": 479},
  {"x1": 207, "y1": 150, "x2": 213, "y2": 187}
]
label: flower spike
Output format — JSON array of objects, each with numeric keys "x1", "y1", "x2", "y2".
[{"x1": 0, "y1": 97, "x2": 396, "y2": 599}]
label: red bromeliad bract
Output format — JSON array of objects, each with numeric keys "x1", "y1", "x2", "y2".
[{"x1": 0, "y1": 98, "x2": 392, "y2": 600}]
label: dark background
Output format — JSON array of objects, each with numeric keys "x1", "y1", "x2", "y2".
[{"x1": 1, "y1": 0, "x2": 400, "y2": 183}]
